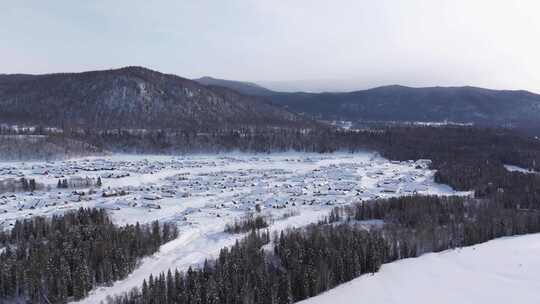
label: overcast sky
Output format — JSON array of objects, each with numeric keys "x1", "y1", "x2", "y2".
[{"x1": 1, "y1": 0, "x2": 539, "y2": 92}]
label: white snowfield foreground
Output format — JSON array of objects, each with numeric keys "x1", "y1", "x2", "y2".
[{"x1": 300, "y1": 233, "x2": 540, "y2": 304}]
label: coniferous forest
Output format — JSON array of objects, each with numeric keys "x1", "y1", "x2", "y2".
[
  {"x1": 106, "y1": 193, "x2": 540, "y2": 304},
  {"x1": 0, "y1": 208, "x2": 178, "y2": 303},
  {"x1": 224, "y1": 215, "x2": 269, "y2": 234}
]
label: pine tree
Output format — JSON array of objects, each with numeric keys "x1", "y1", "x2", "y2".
[
  {"x1": 205, "y1": 276, "x2": 220, "y2": 304},
  {"x1": 166, "y1": 270, "x2": 174, "y2": 304},
  {"x1": 152, "y1": 221, "x2": 161, "y2": 250},
  {"x1": 29, "y1": 179, "x2": 36, "y2": 192},
  {"x1": 141, "y1": 279, "x2": 150, "y2": 303},
  {"x1": 277, "y1": 272, "x2": 293, "y2": 304},
  {"x1": 21, "y1": 178, "x2": 29, "y2": 191},
  {"x1": 72, "y1": 252, "x2": 91, "y2": 300}
]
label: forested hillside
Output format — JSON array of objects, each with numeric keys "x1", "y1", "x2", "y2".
[
  {"x1": 0, "y1": 67, "x2": 314, "y2": 131},
  {"x1": 5, "y1": 67, "x2": 540, "y2": 136},
  {"x1": 267, "y1": 85, "x2": 540, "y2": 131},
  {"x1": 0, "y1": 208, "x2": 178, "y2": 303},
  {"x1": 193, "y1": 76, "x2": 540, "y2": 133},
  {"x1": 0, "y1": 133, "x2": 103, "y2": 161}
]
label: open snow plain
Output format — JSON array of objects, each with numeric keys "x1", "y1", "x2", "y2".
[
  {"x1": 0, "y1": 152, "x2": 467, "y2": 303},
  {"x1": 300, "y1": 233, "x2": 540, "y2": 304}
]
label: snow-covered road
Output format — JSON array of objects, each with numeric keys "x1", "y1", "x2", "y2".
[{"x1": 75, "y1": 208, "x2": 333, "y2": 304}]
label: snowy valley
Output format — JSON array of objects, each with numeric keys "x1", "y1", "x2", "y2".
[{"x1": 0, "y1": 152, "x2": 467, "y2": 303}]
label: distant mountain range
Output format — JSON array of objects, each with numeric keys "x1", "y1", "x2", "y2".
[
  {"x1": 194, "y1": 76, "x2": 274, "y2": 97},
  {"x1": 1, "y1": 66, "x2": 539, "y2": 134},
  {"x1": 0, "y1": 67, "x2": 314, "y2": 131},
  {"x1": 193, "y1": 78, "x2": 540, "y2": 132}
]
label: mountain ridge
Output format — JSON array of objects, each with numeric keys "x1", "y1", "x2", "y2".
[
  {"x1": 3, "y1": 67, "x2": 540, "y2": 134},
  {"x1": 194, "y1": 76, "x2": 275, "y2": 96},
  {"x1": 192, "y1": 77, "x2": 540, "y2": 132},
  {"x1": 0, "y1": 66, "x2": 316, "y2": 131}
]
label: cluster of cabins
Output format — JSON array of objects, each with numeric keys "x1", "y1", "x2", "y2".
[{"x1": 0, "y1": 156, "x2": 435, "y2": 229}]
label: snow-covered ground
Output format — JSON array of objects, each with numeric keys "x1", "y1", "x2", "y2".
[
  {"x1": 504, "y1": 164, "x2": 538, "y2": 174},
  {"x1": 300, "y1": 233, "x2": 540, "y2": 304},
  {"x1": 0, "y1": 152, "x2": 469, "y2": 303},
  {"x1": 0, "y1": 152, "x2": 465, "y2": 230}
]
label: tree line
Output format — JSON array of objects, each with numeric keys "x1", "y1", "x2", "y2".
[
  {"x1": 224, "y1": 214, "x2": 269, "y2": 234},
  {"x1": 0, "y1": 177, "x2": 41, "y2": 194},
  {"x1": 106, "y1": 226, "x2": 386, "y2": 304},
  {"x1": 0, "y1": 208, "x2": 178, "y2": 303},
  {"x1": 326, "y1": 195, "x2": 540, "y2": 254},
  {"x1": 57, "y1": 176, "x2": 102, "y2": 189}
]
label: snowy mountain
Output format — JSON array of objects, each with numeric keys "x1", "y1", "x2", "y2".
[
  {"x1": 0, "y1": 67, "x2": 314, "y2": 131},
  {"x1": 193, "y1": 77, "x2": 540, "y2": 132},
  {"x1": 267, "y1": 85, "x2": 540, "y2": 131}
]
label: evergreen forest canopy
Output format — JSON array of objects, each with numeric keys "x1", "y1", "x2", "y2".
[{"x1": 0, "y1": 208, "x2": 178, "y2": 303}]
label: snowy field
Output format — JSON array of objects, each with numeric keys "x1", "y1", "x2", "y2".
[
  {"x1": 0, "y1": 152, "x2": 467, "y2": 303},
  {"x1": 300, "y1": 233, "x2": 540, "y2": 304}
]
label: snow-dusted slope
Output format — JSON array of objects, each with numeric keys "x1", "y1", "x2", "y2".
[{"x1": 300, "y1": 233, "x2": 540, "y2": 304}]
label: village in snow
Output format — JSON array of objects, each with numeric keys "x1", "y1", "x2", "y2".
[
  {"x1": 0, "y1": 152, "x2": 464, "y2": 231},
  {"x1": 0, "y1": 152, "x2": 471, "y2": 303}
]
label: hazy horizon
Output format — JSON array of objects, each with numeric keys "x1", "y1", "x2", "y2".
[
  {"x1": 6, "y1": 66, "x2": 539, "y2": 94},
  {"x1": 1, "y1": 1, "x2": 539, "y2": 93}
]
